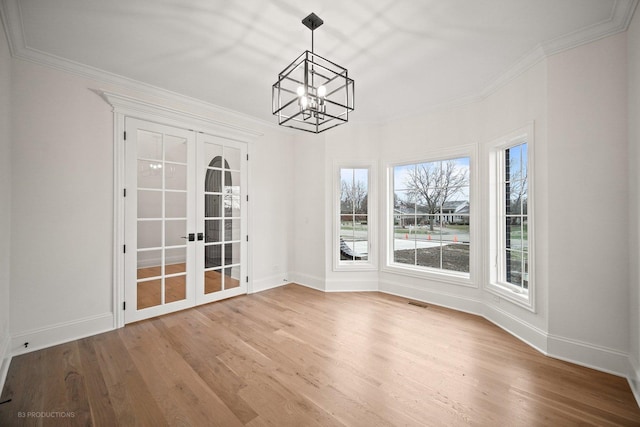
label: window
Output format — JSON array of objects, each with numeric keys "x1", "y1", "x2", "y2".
[
  {"x1": 488, "y1": 126, "x2": 534, "y2": 309},
  {"x1": 390, "y1": 157, "x2": 470, "y2": 277},
  {"x1": 336, "y1": 166, "x2": 375, "y2": 269},
  {"x1": 503, "y1": 143, "x2": 528, "y2": 290}
]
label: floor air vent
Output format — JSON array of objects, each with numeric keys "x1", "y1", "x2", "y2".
[{"x1": 408, "y1": 301, "x2": 428, "y2": 308}]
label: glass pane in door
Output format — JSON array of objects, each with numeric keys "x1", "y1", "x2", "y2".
[
  {"x1": 224, "y1": 266, "x2": 241, "y2": 289},
  {"x1": 203, "y1": 142, "x2": 242, "y2": 294},
  {"x1": 135, "y1": 130, "x2": 189, "y2": 309},
  {"x1": 137, "y1": 279, "x2": 161, "y2": 309}
]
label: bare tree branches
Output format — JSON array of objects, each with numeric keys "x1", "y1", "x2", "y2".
[
  {"x1": 341, "y1": 179, "x2": 368, "y2": 215},
  {"x1": 506, "y1": 155, "x2": 527, "y2": 223},
  {"x1": 403, "y1": 160, "x2": 468, "y2": 230}
]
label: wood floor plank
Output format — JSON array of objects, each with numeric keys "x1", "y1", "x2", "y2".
[
  {"x1": 1, "y1": 284, "x2": 640, "y2": 426},
  {"x1": 57, "y1": 342, "x2": 92, "y2": 425},
  {"x1": 153, "y1": 314, "x2": 259, "y2": 424},
  {"x1": 120, "y1": 319, "x2": 244, "y2": 427},
  {"x1": 92, "y1": 330, "x2": 168, "y2": 426},
  {"x1": 0, "y1": 350, "x2": 46, "y2": 423},
  {"x1": 76, "y1": 337, "x2": 118, "y2": 426}
]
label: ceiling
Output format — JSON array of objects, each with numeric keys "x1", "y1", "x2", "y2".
[{"x1": 2, "y1": 0, "x2": 637, "y2": 125}]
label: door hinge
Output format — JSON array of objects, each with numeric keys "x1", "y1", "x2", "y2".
[
  {"x1": 246, "y1": 154, "x2": 249, "y2": 161},
  {"x1": 246, "y1": 195, "x2": 249, "y2": 202},
  {"x1": 124, "y1": 131, "x2": 127, "y2": 140},
  {"x1": 123, "y1": 301, "x2": 126, "y2": 310},
  {"x1": 123, "y1": 245, "x2": 126, "y2": 253},
  {"x1": 123, "y1": 188, "x2": 127, "y2": 197},
  {"x1": 246, "y1": 276, "x2": 249, "y2": 283},
  {"x1": 246, "y1": 235, "x2": 249, "y2": 242}
]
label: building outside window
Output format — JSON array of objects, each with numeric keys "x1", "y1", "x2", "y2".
[{"x1": 391, "y1": 157, "x2": 470, "y2": 276}]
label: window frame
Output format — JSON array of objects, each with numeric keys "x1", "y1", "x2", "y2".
[
  {"x1": 333, "y1": 161, "x2": 377, "y2": 271},
  {"x1": 383, "y1": 146, "x2": 477, "y2": 287},
  {"x1": 487, "y1": 125, "x2": 535, "y2": 311}
]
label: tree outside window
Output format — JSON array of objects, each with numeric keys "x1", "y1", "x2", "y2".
[
  {"x1": 339, "y1": 168, "x2": 369, "y2": 262},
  {"x1": 504, "y1": 143, "x2": 528, "y2": 290},
  {"x1": 392, "y1": 157, "x2": 470, "y2": 273}
]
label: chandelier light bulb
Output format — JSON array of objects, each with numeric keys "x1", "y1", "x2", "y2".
[
  {"x1": 296, "y1": 86, "x2": 306, "y2": 97},
  {"x1": 317, "y1": 85, "x2": 327, "y2": 97},
  {"x1": 300, "y1": 96, "x2": 308, "y2": 109}
]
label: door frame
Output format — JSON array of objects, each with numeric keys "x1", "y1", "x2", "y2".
[
  {"x1": 102, "y1": 91, "x2": 262, "y2": 328},
  {"x1": 195, "y1": 134, "x2": 249, "y2": 306}
]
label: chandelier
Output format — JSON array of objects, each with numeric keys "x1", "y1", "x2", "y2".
[{"x1": 272, "y1": 13, "x2": 355, "y2": 134}]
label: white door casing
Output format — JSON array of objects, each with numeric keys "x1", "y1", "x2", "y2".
[
  {"x1": 123, "y1": 118, "x2": 248, "y2": 323},
  {"x1": 102, "y1": 90, "x2": 261, "y2": 328}
]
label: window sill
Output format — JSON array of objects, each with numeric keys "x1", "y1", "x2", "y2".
[
  {"x1": 486, "y1": 281, "x2": 535, "y2": 312},
  {"x1": 381, "y1": 263, "x2": 476, "y2": 288}
]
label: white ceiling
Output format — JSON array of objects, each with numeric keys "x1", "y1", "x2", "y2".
[{"x1": 2, "y1": 0, "x2": 637, "y2": 124}]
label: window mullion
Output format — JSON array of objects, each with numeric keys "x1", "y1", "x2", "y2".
[{"x1": 390, "y1": 156, "x2": 470, "y2": 277}]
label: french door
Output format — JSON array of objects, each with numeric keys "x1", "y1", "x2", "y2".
[{"x1": 124, "y1": 118, "x2": 247, "y2": 324}]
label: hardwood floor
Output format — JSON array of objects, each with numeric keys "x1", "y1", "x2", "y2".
[{"x1": 1, "y1": 284, "x2": 639, "y2": 426}]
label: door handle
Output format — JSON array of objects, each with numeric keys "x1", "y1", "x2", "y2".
[
  {"x1": 181, "y1": 233, "x2": 195, "y2": 242},
  {"x1": 197, "y1": 232, "x2": 204, "y2": 241}
]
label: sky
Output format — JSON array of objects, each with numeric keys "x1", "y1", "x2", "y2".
[{"x1": 393, "y1": 157, "x2": 470, "y2": 203}]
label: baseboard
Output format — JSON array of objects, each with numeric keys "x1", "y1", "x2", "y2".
[
  {"x1": 378, "y1": 279, "x2": 483, "y2": 315},
  {"x1": 547, "y1": 333, "x2": 631, "y2": 378},
  {"x1": 379, "y1": 279, "x2": 549, "y2": 354},
  {"x1": 325, "y1": 277, "x2": 378, "y2": 292},
  {"x1": 10, "y1": 313, "x2": 114, "y2": 357},
  {"x1": 629, "y1": 355, "x2": 640, "y2": 408},
  {"x1": 0, "y1": 332, "x2": 11, "y2": 394},
  {"x1": 289, "y1": 272, "x2": 326, "y2": 292},
  {"x1": 250, "y1": 274, "x2": 289, "y2": 294},
  {"x1": 379, "y1": 278, "x2": 635, "y2": 383},
  {"x1": 483, "y1": 304, "x2": 548, "y2": 354}
]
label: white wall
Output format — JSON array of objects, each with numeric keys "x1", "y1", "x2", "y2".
[
  {"x1": 480, "y1": 59, "x2": 550, "y2": 349},
  {"x1": 290, "y1": 132, "x2": 327, "y2": 290},
  {"x1": 324, "y1": 123, "x2": 382, "y2": 292},
  {"x1": 375, "y1": 100, "x2": 488, "y2": 315},
  {"x1": 8, "y1": 56, "x2": 295, "y2": 352},
  {"x1": 0, "y1": 16, "x2": 13, "y2": 380},
  {"x1": 290, "y1": 122, "x2": 385, "y2": 292},
  {"x1": 3, "y1": 9, "x2": 637, "y2": 389},
  {"x1": 10, "y1": 60, "x2": 116, "y2": 348},
  {"x1": 374, "y1": 60, "x2": 549, "y2": 349},
  {"x1": 628, "y1": 6, "x2": 640, "y2": 390},
  {"x1": 250, "y1": 130, "x2": 295, "y2": 292},
  {"x1": 287, "y1": 57, "x2": 550, "y2": 348},
  {"x1": 547, "y1": 33, "x2": 630, "y2": 373},
  {"x1": 290, "y1": 31, "x2": 634, "y2": 378}
]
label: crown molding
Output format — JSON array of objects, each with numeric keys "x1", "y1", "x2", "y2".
[
  {"x1": 100, "y1": 90, "x2": 263, "y2": 141},
  {"x1": 0, "y1": 0, "x2": 281, "y2": 132},
  {"x1": 481, "y1": 0, "x2": 637, "y2": 100},
  {"x1": 542, "y1": 0, "x2": 638, "y2": 56},
  {"x1": 387, "y1": 0, "x2": 638, "y2": 124},
  {"x1": 0, "y1": 0, "x2": 19, "y2": 56},
  {"x1": 1, "y1": 0, "x2": 637, "y2": 126}
]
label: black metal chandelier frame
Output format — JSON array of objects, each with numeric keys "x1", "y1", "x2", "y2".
[{"x1": 272, "y1": 13, "x2": 355, "y2": 134}]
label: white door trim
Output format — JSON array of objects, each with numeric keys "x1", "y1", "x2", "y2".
[{"x1": 101, "y1": 90, "x2": 261, "y2": 328}]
